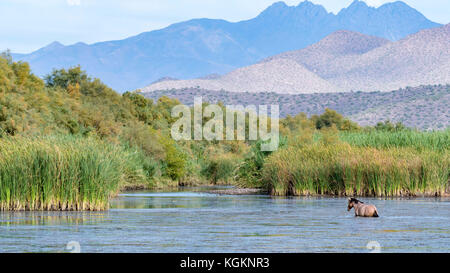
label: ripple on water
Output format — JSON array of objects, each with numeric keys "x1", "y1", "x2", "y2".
[{"x1": 1, "y1": 189, "x2": 449, "y2": 253}]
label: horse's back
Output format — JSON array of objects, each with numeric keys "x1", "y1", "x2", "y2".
[{"x1": 357, "y1": 204, "x2": 379, "y2": 217}]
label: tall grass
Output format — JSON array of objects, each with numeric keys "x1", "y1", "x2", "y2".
[
  {"x1": 263, "y1": 142, "x2": 449, "y2": 197},
  {"x1": 0, "y1": 136, "x2": 151, "y2": 211},
  {"x1": 339, "y1": 130, "x2": 450, "y2": 151}
]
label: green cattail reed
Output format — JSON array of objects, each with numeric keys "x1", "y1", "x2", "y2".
[
  {"x1": 339, "y1": 130, "x2": 450, "y2": 151},
  {"x1": 0, "y1": 136, "x2": 148, "y2": 211},
  {"x1": 263, "y1": 141, "x2": 449, "y2": 197}
]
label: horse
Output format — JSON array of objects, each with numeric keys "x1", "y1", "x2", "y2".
[{"x1": 347, "y1": 198, "x2": 379, "y2": 217}]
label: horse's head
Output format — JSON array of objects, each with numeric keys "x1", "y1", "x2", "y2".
[{"x1": 347, "y1": 198, "x2": 361, "y2": 211}]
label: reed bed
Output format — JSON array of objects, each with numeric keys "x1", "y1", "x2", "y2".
[
  {"x1": 0, "y1": 136, "x2": 148, "y2": 211},
  {"x1": 339, "y1": 130, "x2": 450, "y2": 151},
  {"x1": 263, "y1": 142, "x2": 449, "y2": 197}
]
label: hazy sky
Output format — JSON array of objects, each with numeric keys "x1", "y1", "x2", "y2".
[{"x1": 1, "y1": 0, "x2": 449, "y2": 53}]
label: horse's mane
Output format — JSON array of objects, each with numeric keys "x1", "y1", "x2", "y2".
[{"x1": 350, "y1": 198, "x2": 364, "y2": 204}]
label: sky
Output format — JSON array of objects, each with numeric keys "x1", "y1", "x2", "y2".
[{"x1": 1, "y1": 0, "x2": 449, "y2": 53}]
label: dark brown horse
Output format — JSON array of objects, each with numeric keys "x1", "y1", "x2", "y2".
[{"x1": 347, "y1": 198, "x2": 379, "y2": 217}]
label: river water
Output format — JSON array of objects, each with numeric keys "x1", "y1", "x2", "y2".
[{"x1": 0, "y1": 186, "x2": 449, "y2": 253}]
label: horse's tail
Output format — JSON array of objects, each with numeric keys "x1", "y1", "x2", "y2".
[{"x1": 373, "y1": 209, "x2": 379, "y2": 218}]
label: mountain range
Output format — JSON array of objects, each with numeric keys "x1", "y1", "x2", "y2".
[
  {"x1": 144, "y1": 24, "x2": 450, "y2": 93},
  {"x1": 12, "y1": 0, "x2": 442, "y2": 92}
]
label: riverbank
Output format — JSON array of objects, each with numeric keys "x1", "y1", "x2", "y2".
[
  {"x1": 0, "y1": 137, "x2": 135, "y2": 211},
  {"x1": 264, "y1": 143, "x2": 449, "y2": 197},
  {"x1": 203, "y1": 188, "x2": 267, "y2": 195},
  {"x1": 235, "y1": 129, "x2": 450, "y2": 198},
  {"x1": 198, "y1": 187, "x2": 449, "y2": 197},
  {"x1": 1, "y1": 136, "x2": 448, "y2": 211}
]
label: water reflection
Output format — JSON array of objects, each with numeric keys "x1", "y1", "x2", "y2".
[{"x1": 0, "y1": 211, "x2": 108, "y2": 226}]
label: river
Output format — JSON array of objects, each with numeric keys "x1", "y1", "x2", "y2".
[{"x1": 0, "y1": 186, "x2": 449, "y2": 253}]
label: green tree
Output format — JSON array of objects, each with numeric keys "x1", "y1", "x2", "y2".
[
  {"x1": 375, "y1": 120, "x2": 407, "y2": 132},
  {"x1": 312, "y1": 108, "x2": 359, "y2": 131},
  {"x1": 159, "y1": 134, "x2": 187, "y2": 180}
]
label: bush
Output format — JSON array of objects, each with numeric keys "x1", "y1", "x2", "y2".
[
  {"x1": 159, "y1": 135, "x2": 187, "y2": 180},
  {"x1": 202, "y1": 153, "x2": 239, "y2": 184}
]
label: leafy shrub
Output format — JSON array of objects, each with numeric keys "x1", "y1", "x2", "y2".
[{"x1": 202, "y1": 153, "x2": 239, "y2": 184}]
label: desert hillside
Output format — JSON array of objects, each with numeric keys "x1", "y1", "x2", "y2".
[
  {"x1": 143, "y1": 59, "x2": 338, "y2": 94},
  {"x1": 143, "y1": 24, "x2": 450, "y2": 94},
  {"x1": 143, "y1": 84, "x2": 450, "y2": 130}
]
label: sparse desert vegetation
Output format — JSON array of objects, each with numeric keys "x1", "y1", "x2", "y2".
[{"x1": 143, "y1": 84, "x2": 450, "y2": 130}]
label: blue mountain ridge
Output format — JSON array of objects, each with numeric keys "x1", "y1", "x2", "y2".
[{"x1": 13, "y1": 0, "x2": 442, "y2": 92}]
